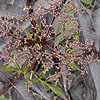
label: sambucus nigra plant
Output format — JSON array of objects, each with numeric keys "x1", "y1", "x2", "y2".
[{"x1": 0, "y1": 0, "x2": 99, "y2": 98}]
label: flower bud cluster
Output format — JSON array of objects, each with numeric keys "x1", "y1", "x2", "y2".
[{"x1": 0, "y1": 0, "x2": 99, "y2": 83}]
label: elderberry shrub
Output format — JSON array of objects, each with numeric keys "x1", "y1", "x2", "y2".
[{"x1": 0, "y1": 0, "x2": 99, "y2": 98}]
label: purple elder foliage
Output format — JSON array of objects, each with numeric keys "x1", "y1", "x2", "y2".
[{"x1": 0, "y1": 0, "x2": 99, "y2": 92}]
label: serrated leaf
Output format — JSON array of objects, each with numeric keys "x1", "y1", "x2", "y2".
[
  {"x1": 33, "y1": 78, "x2": 39, "y2": 83},
  {"x1": 71, "y1": 63, "x2": 78, "y2": 69},
  {"x1": 46, "y1": 83, "x2": 62, "y2": 96}
]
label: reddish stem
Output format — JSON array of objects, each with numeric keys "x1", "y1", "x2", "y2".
[
  {"x1": 26, "y1": 0, "x2": 30, "y2": 7},
  {"x1": 46, "y1": 32, "x2": 62, "y2": 42},
  {"x1": 26, "y1": 39, "x2": 42, "y2": 44},
  {"x1": 0, "y1": 61, "x2": 37, "y2": 96},
  {"x1": 46, "y1": 16, "x2": 55, "y2": 36},
  {"x1": 0, "y1": 0, "x2": 38, "y2": 96},
  {"x1": 0, "y1": 60, "x2": 38, "y2": 96},
  {"x1": 0, "y1": 83, "x2": 12, "y2": 96},
  {"x1": 28, "y1": 60, "x2": 38, "y2": 72},
  {"x1": 93, "y1": 51, "x2": 100, "y2": 55}
]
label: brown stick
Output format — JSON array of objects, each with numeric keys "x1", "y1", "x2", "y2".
[
  {"x1": 0, "y1": 83, "x2": 12, "y2": 96},
  {"x1": 46, "y1": 16, "x2": 55, "y2": 36},
  {"x1": 46, "y1": 32, "x2": 62, "y2": 42}
]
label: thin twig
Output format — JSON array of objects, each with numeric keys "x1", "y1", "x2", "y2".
[
  {"x1": 25, "y1": 39, "x2": 42, "y2": 45},
  {"x1": 46, "y1": 44, "x2": 56, "y2": 52},
  {"x1": 46, "y1": 44, "x2": 65, "y2": 57},
  {"x1": 26, "y1": 0, "x2": 37, "y2": 33},
  {"x1": 93, "y1": 51, "x2": 100, "y2": 55},
  {"x1": 0, "y1": 83, "x2": 12, "y2": 96},
  {"x1": 26, "y1": 0, "x2": 30, "y2": 7},
  {"x1": 46, "y1": 16, "x2": 55, "y2": 36},
  {"x1": 0, "y1": 72, "x2": 25, "y2": 99},
  {"x1": 46, "y1": 32, "x2": 62, "y2": 42}
]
